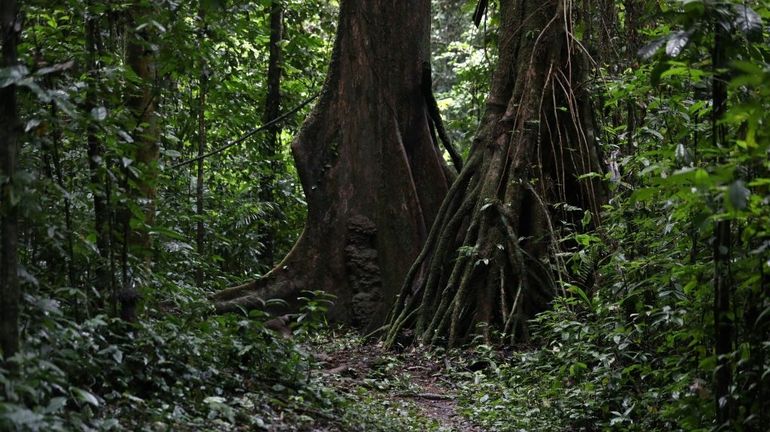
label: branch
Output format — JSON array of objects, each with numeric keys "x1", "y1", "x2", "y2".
[
  {"x1": 473, "y1": 0, "x2": 488, "y2": 28},
  {"x1": 171, "y1": 92, "x2": 319, "y2": 169},
  {"x1": 422, "y1": 62, "x2": 463, "y2": 172}
]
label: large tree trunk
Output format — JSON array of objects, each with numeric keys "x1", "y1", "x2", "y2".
[
  {"x1": 387, "y1": 0, "x2": 606, "y2": 347},
  {"x1": 213, "y1": 0, "x2": 451, "y2": 329},
  {"x1": 0, "y1": 0, "x2": 20, "y2": 359}
]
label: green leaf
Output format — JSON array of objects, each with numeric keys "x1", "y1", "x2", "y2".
[
  {"x1": 638, "y1": 37, "x2": 665, "y2": 60},
  {"x1": 91, "y1": 106, "x2": 108, "y2": 121},
  {"x1": 674, "y1": 143, "x2": 692, "y2": 165},
  {"x1": 0, "y1": 65, "x2": 29, "y2": 87},
  {"x1": 71, "y1": 387, "x2": 100, "y2": 407},
  {"x1": 567, "y1": 284, "x2": 592, "y2": 309},
  {"x1": 43, "y1": 397, "x2": 68, "y2": 414},
  {"x1": 4, "y1": 407, "x2": 44, "y2": 427},
  {"x1": 733, "y1": 5, "x2": 762, "y2": 35},
  {"x1": 665, "y1": 31, "x2": 689, "y2": 57},
  {"x1": 727, "y1": 180, "x2": 750, "y2": 210},
  {"x1": 162, "y1": 149, "x2": 182, "y2": 159},
  {"x1": 265, "y1": 298, "x2": 289, "y2": 308}
]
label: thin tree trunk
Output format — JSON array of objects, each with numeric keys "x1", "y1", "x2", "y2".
[
  {"x1": 85, "y1": 7, "x2": 113, "y2": 312},
  {"x1": 41, "y1": 101, "x2": 76, "y2": 291},
  {"x1": 258, "y1": 0, "x2": 284, "y2": 268},
  {"x1": 195, "y1": 6, "x2": 207, "y2": 287},
  {"x1": 623, "y1": 0, "x2": 642, "y2": 155},
  {"x1": 712, "y1": 11, "x2": 733, "y2": 426},
  {"x1": 213, "y1": 0, "x2": 450, "y2": 330},
  {"x1": 0, "y1": 0, "x2": 21, "y2": 359},
  {"x1": 49, "y1": 105, "x2": 78, "y2": 294}
]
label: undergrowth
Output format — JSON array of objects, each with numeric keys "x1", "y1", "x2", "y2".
[{"x1": 0, "y1": 289, "x2": 438, "y2": 431}]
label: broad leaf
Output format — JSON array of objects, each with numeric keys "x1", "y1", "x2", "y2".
[
  {"x1": 71, "y1": 387, "x2": 100, "y2": 407},
  {"x1": 0, "y1": 65, "x2": 29, "y2": 87},
  {"x1": 638, "y1": 37, "x2": 666, "y2": 60},
  {"x1": 733, "y1": 5, "x2": 762, "y2": 35},
  {"x1": 665, "y1": 31, "x2": 689, "y2": 57}
]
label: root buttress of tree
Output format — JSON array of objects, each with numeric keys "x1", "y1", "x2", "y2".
[{"x1": 385, "y1": 0, "x2": 606, "y2": 348}]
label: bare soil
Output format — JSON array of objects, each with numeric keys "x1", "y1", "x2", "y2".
[{"x1": 313, "y1": 338, "x2": 484, "y2": 431}]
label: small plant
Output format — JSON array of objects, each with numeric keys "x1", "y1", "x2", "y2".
[{"x1": 294, "y1": 290, "x2": 336, "y2": 337}]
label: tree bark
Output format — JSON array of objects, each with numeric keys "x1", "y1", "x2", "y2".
[
  {"x1": 85, "y1": 6, "x2": 114, "y2": 313},
  {"x1": 712, "y1": 11, "x2": 733, "y2": 426},
  {"x1": 195, "y1": 6, "x2": 207, "y2": 288},
  {"x1": 0, "y1": 0, "x2": 20, "y2": 359},
  {"x1": 41, "y1": 101, "x2": 77, "y2": 292},
  {"x1": 258, "y1": 0, "x2": 284, "y2": 269},
  {"x1": 213, "y1": 0, "x2": 451, "y2": 329},
  {"x1": 387, "y1": 0, "x2": 607, "y2": 347},
  {"x1": 122, "y1": 4, "x2": 159, "y2": 321}
]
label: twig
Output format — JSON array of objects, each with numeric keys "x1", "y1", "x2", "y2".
[{"x1": 396, "y1": 392, "x2": 455, "y2": 401}]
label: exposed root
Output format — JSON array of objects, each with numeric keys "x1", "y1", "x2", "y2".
[{"x1": 384, "y1": 0, "x2": 606, "y2": 348}]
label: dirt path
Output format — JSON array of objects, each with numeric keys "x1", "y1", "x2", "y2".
[{"x1": 314, "y1": 338, "x2": 483, "y2": 431}]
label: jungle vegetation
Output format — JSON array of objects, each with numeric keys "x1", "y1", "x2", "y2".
[{"x1": 1, "y1": 0, "x2": 769, "y2": 430}]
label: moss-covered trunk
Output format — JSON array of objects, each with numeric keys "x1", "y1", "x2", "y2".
[
  {"x1": 213, "y1": 0, "x2": 451, "y2": 329},
  {"x1": 387, "y1": 0, "x2": 606, "y2": 347}
]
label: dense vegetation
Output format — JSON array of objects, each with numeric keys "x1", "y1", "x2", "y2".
[{"x1": 1, "y1": 0, "x2": 769, "y2": 431}]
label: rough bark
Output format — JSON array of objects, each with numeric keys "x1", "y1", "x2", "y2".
[
  {"x1": 0, "y1": 0, "x2": 20, "y2": 358},
  {"x1": 213, "y1": 0, "x2": 451, "y2": 329},
  {"x1": 387, "y1": 0, "x2": 606, "y2": 347},
  {"x1": 122, "y1": 4, "x2": 159, "y2": 321},
  {"x1": 258, "y1": 0, "x2": 283, "y2": 268}
]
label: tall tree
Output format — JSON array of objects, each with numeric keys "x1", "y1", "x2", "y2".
[
  {"x1": 387, "y1": 0, "x2": 606, "y2": 347},
  {"x1": 258, "y1": 0, "x2": 284, "y2": 268},
  {"x1": 195, "y1": 4, "x2": 208, "y2": 287},
  {"x1": 85, "y1": 4, "x2": 114, "y2": 312},
  {"x1": 711, "y1": 7, "x2": 732, "y2": 425},
  {"x1": 0, "y1": 0, "x2": 21, "y2": 358},
  {"x1": 122, "y1": 2, "x2": 159, "y2": 321},
  {"x1": 213, "y1": 0, "x2": 452, "y2": 329}
]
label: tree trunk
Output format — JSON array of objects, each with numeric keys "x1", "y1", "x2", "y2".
[
  {"x1": 387, "y1": 0, "x2": 606, "y2": 347},
  {"x1": 122, "y1": 4, "x2": 159, "y2": 321},
  {"x1": 0, "y1": 0, "x2": 20, "y2": 359},
  {"x1": 85, "y1": 7, "x2": 114, "y2": 313},
  {"x1": 712, "y1": 11, "x2": 733, "y2": 426},
  {"x1": 258, "y1": 0, "x2": 283, "y2": 268},
  {"x1": 42, "y1": 101, "x2": 77, "y2": 292},
  {"x1": 195, "y1": 6, "x2": 207, "y2": 287},
  {"x1": 213, "y1": 0, "x2": 451, "y2": 329}
]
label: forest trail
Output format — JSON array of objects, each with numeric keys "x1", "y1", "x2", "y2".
[{"x1": 314, "y1": 336, "x2": 484, "y2": 431}]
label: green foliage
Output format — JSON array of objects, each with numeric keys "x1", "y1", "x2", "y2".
[
  {"x1": 2, "y1": 0, "x2": 342, "y2": 430},
  {"x1": 4, "y1": 0, "x2": 770, "y2": 430},
  {"x1": 0, "y1": 288, "x2": 323, "y2": 430},
  {"x1": 431, "y1": 0, "x2": 495, "y2": 156},
  {"x1": 294, "y1": 290, "x2": 336, "y2": 337},
  {"x1": 460, "y1": 1, "x2": 770, "y2": 430}
]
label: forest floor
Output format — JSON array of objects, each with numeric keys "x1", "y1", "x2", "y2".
[{"x1": 306, "y1": 329, "x2": 487, "y2": 431}]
